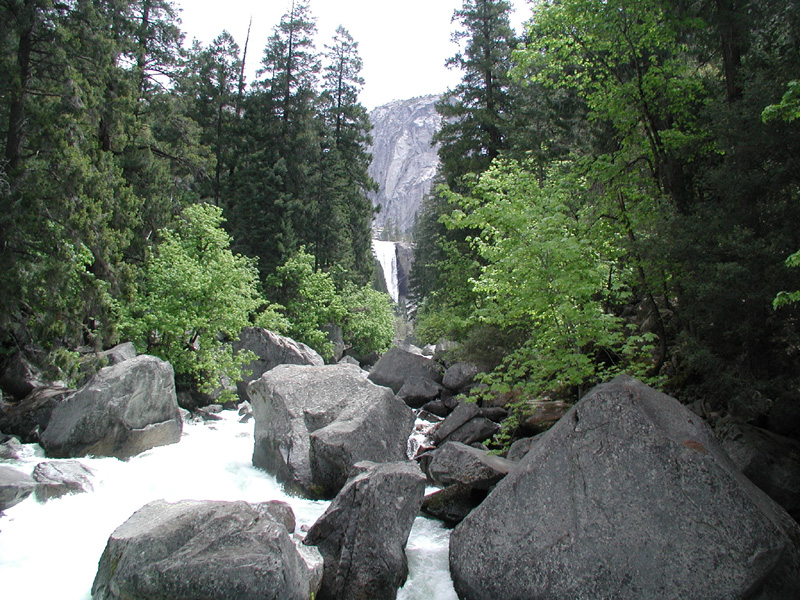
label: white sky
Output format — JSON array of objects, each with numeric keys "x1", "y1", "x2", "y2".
[{"x1": 175, "y1": 0, "x2": 532, "y2": 110}]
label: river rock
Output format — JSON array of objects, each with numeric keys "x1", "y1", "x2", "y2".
[
  {"x1": 0, "y1": 465, "x2": 36, "y2": 512},
  {"x1": 234, "y1": 327, "x2": 324, "y2": 401},
  {"x1": 421, "y1": 484, "x2": 486, "y2": 525},
  {"x1": 719, "y1": 422, "x2": 800, "y2": 522},
  {"x1": 421, "y1": 441, "x2": 513, "y2": 490},
  {"x1": 92, "y1": 499, "x2": 321, "y2": 600},
  {"x1": 367, "y1": 347, "x2": 444, "y2": 394},
  {"x1": 521, "y1": 399, "x2": 571, "y2": 433},
  {"x1": 0, "y1": 384, "x2": 72, "y2": 443},
  {"x1": 0, "y1": 432, "x2": 25, "y2": 460},
  {"x1": 303, "y1": 461, "x2": 426, "y2": 600},
  {"x1": 249, "y1": 364, "x2": 414, "y2": 498},
  {"x1": 449, "y1": 374, "x2": 800, "y2": 600},
  {"x1": 397, "y1": 376, "x2": 444, "y2": 408},
  {"x1": 39, "y1": 355, "x2": 182, "y2": 459},
  {"x1": 433, "y1": 401, "x2": 480, "y2": 444},
  {"x1": 442, "y1": 362, "x2": 478, "y2": 393},
  {"x1": 32, "y1": 460, "x2": 94, "y2": 502}
]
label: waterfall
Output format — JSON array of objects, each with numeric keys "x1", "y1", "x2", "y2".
[
  {"x1": 0, "y1": 411, "x2": 457, "y2": 600},
  {"x1": 372, "y1": 239, "x2": 400, "y2": 304}
]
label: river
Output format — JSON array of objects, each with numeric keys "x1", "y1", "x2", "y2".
[{"x1": 0, "y1": 410, "x2": 457, "y2": 599}]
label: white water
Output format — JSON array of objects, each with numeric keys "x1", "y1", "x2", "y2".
[
  {"x1": 0, "y1": 411, "x2": 456, "y2": 600},
  {"x1": 372, "y1": 239, "x2": 400, "y2": 304}
]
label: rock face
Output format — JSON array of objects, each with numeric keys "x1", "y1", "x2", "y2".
[
  {"x1": 92, "y1": 499, "x2": 322, "y2": 600},
  {"x1": 249, "y1": 364, "x2": 415, "y2": 499},
  {"x1": 39, "y1": 355, "x2": 182, "y2": 459},
  {"x1": 449, "y1": 374, "x2": 800, "y2": 600},
  {"x1": 421, "y1": 441, "x2": 513, "y2": 490},
  {"x1": 368, "y1": 95, "x2": 441, "y2": 235},
  {"x1": 304, "y1": 461, "x2": 426, "y2": 600},
  {"x1": 234, "y1": 328, "x2": 324, "y2": 401},
  {"x1": 0, "y1": 465, "x2": 36, "y2": 512},
  {"x1": 368, "y1": 347, "x2": 444, "y2": 395}
]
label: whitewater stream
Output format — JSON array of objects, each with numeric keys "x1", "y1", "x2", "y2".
[{"x1": 0, "y1": 410, "x2": 457, "y2": 600}]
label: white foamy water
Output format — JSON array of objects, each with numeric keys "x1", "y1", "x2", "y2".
[
  {"x1": 372, "y1": 239, "x2": 400, "y2": 303},
  {"x1": 0, "y1": 411, "x2": 456, "y2": 600}
]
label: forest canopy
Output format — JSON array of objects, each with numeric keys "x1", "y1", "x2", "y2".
[
  {"x1": 412, "y1": 0, "x2": 800, "y2": 421},
  {"x1": 0, "y1": 0, "x2": 391, "y2": 396}
]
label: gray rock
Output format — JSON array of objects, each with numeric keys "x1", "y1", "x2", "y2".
[
  {"x1": 0, "y1": 432, "x2": 25, "y2": 459},
  {"x1": 421, "y1": 441, "x2": 513, "y2": 490},
  {"x1": 249, "y1": 364, "x2": 414, "y2": 499},
  {"x1": 0, "y1": 384, "x2": 72, "y2": 443},
  {"x1": 421, "y1": 483, "x2": 485, "y2": 525},
  {"x1": 303, "y1": 461, "x2": 426, "y2": 600},
  {"x1": 0, "y1": 465, "x2": 36, "y2": 512},
  {"x1": 506, "y1": 435, "x2": 538, "y2": 462},
  {"x1": 439, "y1": 414, "x2": 499, "y2": 447},
  {"x1": 39, "y1": 355, "x2": 182, "y2": 459},
  {"x1": 522, "y1": 399, "x2": 571, "y2": 433},
  {"x1": 449, "y1": 374, "x2": 800, "y2": 600},
  {"x1": 442, "y1": 362, "x2": 478, "y2": 393},
  {"x1": 32, "y1": 460, "x2": 94, "y2": 501},
  {"x1": 397, "y1": 376, "x2": 444, "y2": 408},
  {"x1": 234, "y1": 328, "x2": 323, "y2": 401},
  {"x1": 92, "y1": 499, "x2": 321, "y2": 600},
  {"x1": 719, "y1": 423, "x2": 800, "y2": 522},
  {"x1": 368, "y1": 347, "x2": 444, "y2": 394},
  {"x1": 101, "y1": 342, "x2": 137, "y2": 366},
  {"x1": 433, "y1": 401, "x2": 481, "y2": 444},
  {"x1": 421, "y1": 399, "x2": 449, "y2": 418},
  {"x1": 338, "y1": 355, "x2": 361, "y2": 367}
]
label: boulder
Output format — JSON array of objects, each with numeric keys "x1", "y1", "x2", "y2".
[
  {"x1": 32, "y1": 460, "x2": 94, "y2": 502},
  {"x1": 303, "y1": 461, "x2": 426, "y2": 600},
  {"x1": 442, "y1": 362, "x2": 478, "y2": 393},
  {"x1": 433, "y1": 402, "x2": 481, "y2": 444},
  {"x1": 92, "y1": 499, "x2": 321, "y2": 600},
  {"x1": 39, "y1": 355, "x2": 182, "y2": 459},
  {"x1": 421, "y1": 484, "x2": 486, "y2": 525},
  {"x1": 421, "y1": 441, "x2": 514, "y2": 490},
  {"x1": 397, "y1": 376, "x2": 444, "y2": 408},
  {"x1": 0, "y1": 384, "x2": 72, "y2": 443},
  {"x1": 233, "y1": 328, "x2": 323, "y2": 401},
  {"x1": 521, "y1": 399, "x2": 571, "y2": 433},
  {"x1": 101, "y1": 342, "x2": 137, "y2": 366},
  {"x1": 506, "y1": 435, "x2": 538, "y2": 462},
  {"x1": 449, "y1": 375, "x2": 800, "y2": 600},
  {"x1": 0, "y1": 465, "x2": 36, "y2": 512},
  {"x1": 249, "y1": 364, "x2": 414, "y2": 498},
  {"x1": 0, "y1": 432, "x2": 25, "y2": 460},
  {"x1": 421, "y1": 399, "x2": 449, "y2": 418},
  {"x1": 719, "y1": 422, "x2": 800, "y2": 522},
  {"x1": 367, "y1": 347, "x2": 444, "y2": 394},
  {"x1": 0, "y1": 353, "x2": 44, "y2": 400}
]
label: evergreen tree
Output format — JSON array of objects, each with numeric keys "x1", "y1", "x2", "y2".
[{"x1": 434, "y1": 0, "x2": 516, "y2": 190}]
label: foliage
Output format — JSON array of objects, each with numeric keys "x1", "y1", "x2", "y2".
[
  {"x1": 339, "y1": 284, "x2": 395, "y2": 357},
  {"x1": 119, "y1": 204, "x2": 265, "y2": 399}
]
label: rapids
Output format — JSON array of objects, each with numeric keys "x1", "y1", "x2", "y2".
[{"x1": 0, "y1": 410, "x2": 457, "y2": 600}]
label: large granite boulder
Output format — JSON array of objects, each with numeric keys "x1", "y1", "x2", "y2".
[
  {"x1": 249, "y1": 364, "x2": 415, "y2": 498},
  {"x1": 0, "y1": 352, "x2": 44, "y2": 400},
  {"x1": 234, "y1": 327, "x2": 323, "y2": 401},
  {"x1": 449, "y1": 375, "x2": 800, "y2": 600},
  {"x1": 367, "y1": 347, "x2": 444, "y2": 394},
  {"x1": 39, "y1": 355, "x2": 182, "y2": 459},
  {"x1": 442, "y1": 362, "x2": 478, "y2": 393},
  {"x1": 303, "y1": 461, "x2": 426, "y2": 600},
  {"x1": 719, "y1": 422, "x2": 800, "y2": 522},
  {"x1": 0, "y1": 465, "x2": 36, "y2": 512},
  {"x1": 92, "y1": 499, "x2": 322, "y2": 600},
  {"x1": 421, "y1": 441, "x2": 513, "y2": 490}
]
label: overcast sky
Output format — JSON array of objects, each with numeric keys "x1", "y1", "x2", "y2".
[{"x1": 175, "y1": 0, "x2": 531, "y2": 110}]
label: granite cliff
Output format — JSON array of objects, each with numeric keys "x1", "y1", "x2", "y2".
[{"x1": 368, "y1": 95, "x2": 441, "y2": 236}]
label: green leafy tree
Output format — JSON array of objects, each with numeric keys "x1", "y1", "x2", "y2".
[{"x1": 120, "y1": 204, "x2": 265, "y2": 398}]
